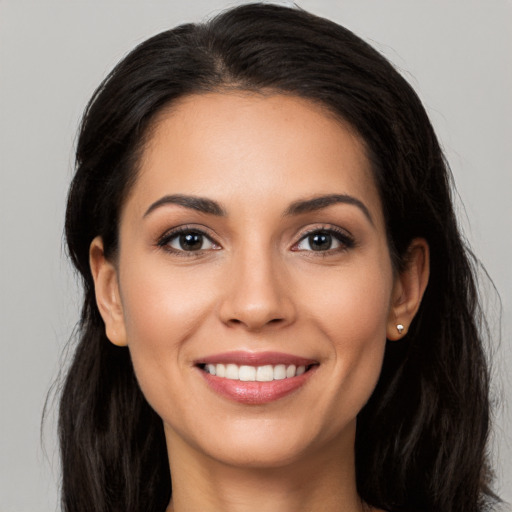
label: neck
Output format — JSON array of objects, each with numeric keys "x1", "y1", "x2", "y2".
[{"x1": 165, "y1": 423, "x2": 368, "y2": 512}]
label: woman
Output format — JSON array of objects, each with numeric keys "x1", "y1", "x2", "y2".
[{"x1": 60, "y1": 3, "x2": 498, "y2": 511}]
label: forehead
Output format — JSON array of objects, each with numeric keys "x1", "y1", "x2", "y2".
[{"x1": 125, "y1": 92, "x2": 383, "y2": 224}]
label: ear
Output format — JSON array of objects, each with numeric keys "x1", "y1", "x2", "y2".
[
  {"x1": 387, "y1": 238, "x2": 430, "y2": 340},
  {"x1": 89, "y1": 236, "x2": 127, "y2": 346}
]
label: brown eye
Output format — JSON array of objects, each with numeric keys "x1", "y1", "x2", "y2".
[
  {"x1": 294, "y1": 228, "x2": 355, "y2": 253},
  {"x1": 296, "y1": 231, "x2": 339, "y2": 251},
  {"x1": 307, "y1": 232, "x2": 333, "y2": 251},
  {"x1": 166, "y1": 231, "x2": 216, "y2": 252}
]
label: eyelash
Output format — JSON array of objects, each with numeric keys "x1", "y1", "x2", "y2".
[{"x1": 156, "y1": 225, "x2": 355, "y2": 257}]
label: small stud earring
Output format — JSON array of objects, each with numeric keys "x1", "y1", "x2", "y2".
[{"x1": 396, "y1": 324, "x2": 404, "y2": 335}]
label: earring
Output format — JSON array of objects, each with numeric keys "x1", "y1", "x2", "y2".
[{"x1": 396, "y1": 324, "x2": 404, "y2": 335}]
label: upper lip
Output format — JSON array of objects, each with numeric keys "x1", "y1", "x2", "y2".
[{"x1": 194, "y1": 351, "x2": 318, "y2": 367}]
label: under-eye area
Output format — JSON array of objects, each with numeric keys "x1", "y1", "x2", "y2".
[{"x1": 197, "y1": 363, "x2": 318, "y2": 382}]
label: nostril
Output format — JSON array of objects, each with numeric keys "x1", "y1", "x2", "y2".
[{"x1": 228, "y1": 317, "x2": 284, "y2": 328}]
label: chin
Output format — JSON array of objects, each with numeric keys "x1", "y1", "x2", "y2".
[
  {"x1": 171, "y1": 414, "x2": 355, "y2": 471},
  {"x1": 215, "y1": 438, "x2": 310, "y2": 469}
]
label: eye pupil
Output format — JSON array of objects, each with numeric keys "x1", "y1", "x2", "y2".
[
  {"x1": 309, "y1": 232, "x2": 332, "y2": 251},
  {"x1": 180, "y1": 233, "x2": 203, "y2": 250}
]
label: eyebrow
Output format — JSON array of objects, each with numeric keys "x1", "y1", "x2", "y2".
[
  {"x1": 144, "y1": 194, "x2": 227, "y2": 218},
  {"x1": 284, "y1": 194, "x2": 373, "y2": 224},
  {"x1": 143, "y1": 193, "x2": 373, "y2": 224}
]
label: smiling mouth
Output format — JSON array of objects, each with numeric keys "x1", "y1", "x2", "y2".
[
  {"x1": 199, "y1": 363, "x2": 314, "y2": 382},
  {"x1": 195, "y1": 352, "x2": 318, "y2": 404},
  {"x1": 195, "y1": 351, "x2": 319, "y2": 404}
]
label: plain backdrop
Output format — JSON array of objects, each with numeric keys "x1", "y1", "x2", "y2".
[{"x1": 0, "y1": 1, "x2": 510, "y2": 510}]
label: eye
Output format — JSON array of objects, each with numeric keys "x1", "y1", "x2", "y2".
[
  {"x1": 294, "y1": 228, "x2": 354, "y2": 252},
  {"x1": 158, "y1": 228, "x2": 219, "y2": 253}
]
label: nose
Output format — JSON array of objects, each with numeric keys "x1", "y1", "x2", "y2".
[{"x1": 219, "y1": 247, "x2": 297, "y2": 332}]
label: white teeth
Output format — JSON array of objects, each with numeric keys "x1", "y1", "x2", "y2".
[
  {"x1": 286, "y1": 364, "x2": 296, "y2": 378},
  {"x1": 216, "y1": 363, "x2": 226, "y2": 377},
  {"x1": 204, "y1": 362, "x2": 309, "y2": 381},
  {"x1": 239, "y1": 365, "x2": 256, "y2": 381},
  {"x1": 256, "y1": 365, "x2": 274, "y2": 382},
  {"x1": 273, "y1": 364, "x2": 286, "y2": 380},
  {"x1": 225, "y1": 364, "x2": 239, "y2": 380}
]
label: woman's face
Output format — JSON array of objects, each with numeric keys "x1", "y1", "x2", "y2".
[{"x1": 97, "y1": 92, "x2": 404, "y2": 469}]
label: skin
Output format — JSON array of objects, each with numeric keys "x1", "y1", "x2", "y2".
[{"x1": 90, "y1": 92, "x2": 429, "y2": 512}]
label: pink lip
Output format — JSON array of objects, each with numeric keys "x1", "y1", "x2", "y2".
[
  {"x1": 195, "y1": 351, "x2": 317, "y2": 367},
  {"x1": 195, "y1": 351, "x2": 319, "y2": 405}
]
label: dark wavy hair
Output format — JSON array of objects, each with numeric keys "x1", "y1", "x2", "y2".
[{"x1": 60, "y1": 3, "x2": 495, "y2": 511}]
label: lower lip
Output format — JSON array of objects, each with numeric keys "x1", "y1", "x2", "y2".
[{"x1": 199, "y1": 366, "x2": 317, "y2": 405}]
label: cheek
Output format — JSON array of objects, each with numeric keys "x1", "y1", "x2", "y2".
[
  {"x1": 120, "y1": 258, "x2": 218, "y2": 341},
  {"x1": 299, "y1": 260, "x2": 392, "y2": 411},
  {"x1": 302, "y1": 258, "x2": 392, "y2": 342},
  {"x1": 117, "y1": 260, "x2": 218, "y2": 405}
]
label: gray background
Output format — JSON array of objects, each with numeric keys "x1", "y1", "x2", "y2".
[{"x1": 1, "y1": 0, "x2": 510, "y2": 510}]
